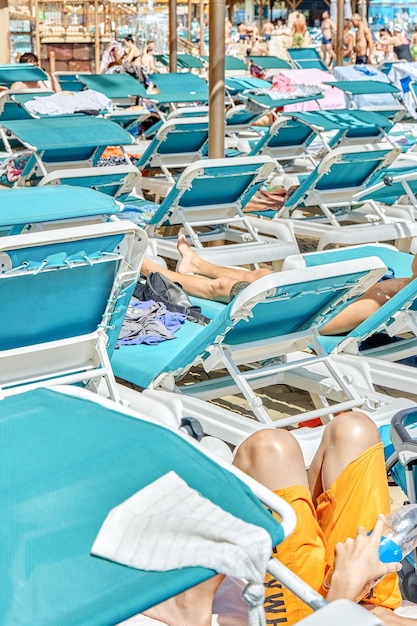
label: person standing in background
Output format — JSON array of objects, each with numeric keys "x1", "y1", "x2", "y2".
[
  {"x1": 321, "y1": 11, "x2": 337, "y2": 67},
  {"x1": 351, "y1": 13, "x2": 374, "y2": 64},
  {"x1": 292, "y1": 12, "x2": 307, "y2": 48}
]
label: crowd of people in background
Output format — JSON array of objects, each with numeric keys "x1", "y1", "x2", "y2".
[
  {"x1": 96, "y1": 8, "x2": 417, "y2": 79},
  {"x1": 96, "y1": 9, "x2": 417, "y2": 79}
]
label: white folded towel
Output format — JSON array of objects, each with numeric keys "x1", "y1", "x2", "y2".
[{"x1": 92, "y1": 471, "x2": 273, "y2": 626}]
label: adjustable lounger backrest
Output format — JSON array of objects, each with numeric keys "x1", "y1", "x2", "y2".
[
  {"x1": 0, "y1": 386, "x2": 284, "y2": 625},
  {"x1": 136, "y1": 116, "x2": 209, "y2": 171},
  {"x1": 284, "y1": 143, "x2": 401, "y2": 212},
  {"x1": 148, "y1": 71, "x2": 208, "y2": 97},
  {"x1": 0, "y1": 221, "x2": 146, "y2": 394},
  {"x1": 248, "y1": 56, "x2": 292, "y2": 70},
  {"x1": 0, "y1": 93, "x2": 46, "y2": 122},
  {"x1": 1, "y1": 116, "x2": 133, "y2": 171},
  {"x1": 286, "y1": 109, "x2": 393, "y2": 149},
  {"x1": 224, "y1": 258, "x2": 387, "y2": 347},
  {"x1": 287, "y1": 48, "x2": 329, "y2": 71},
  {"x1": 147, "y1": 156, "x2": 277, "y2": 228},
  {"x1": 0, "y1": 63, "x2": 49, "y2": 88},
  {"x1": 249, "y1": 116, "x2": 318, "y2": 159},
  {"x1": 225, "y1": 76, "x2": 271, "y2": 96},
  {"x1": 283, "y1": 245, "x2": 417, "y2": 355},
  {"x1": 0, "y1": 186, "x2": 123, "y2": 236},
  {"x1": 39, "y1": 163, "x2": 140, "y2": 198},
  {"x1": 354, "y1": 165, "x2": 417, "y2": 207},
  {"x1": 54, "y1": 71, "x2": 86, "y2": 92},
  {"x1": 225, "y1": 105, "x2": 267, "y2": 131},
  {"x1": 78, "y1": 72, "x2": 148, "y2": 99}
]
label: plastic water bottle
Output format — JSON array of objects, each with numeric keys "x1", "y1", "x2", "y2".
[
  {"x1": 378, "y1": 505, "x2": 417, "y2": 564},
  {"x1": 323, "y1": 504, "x2": 417, "y2": 601}
]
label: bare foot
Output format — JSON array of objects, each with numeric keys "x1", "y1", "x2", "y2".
[{"x1": 176, "y1": 233, "x2": 199, "y2": 275}]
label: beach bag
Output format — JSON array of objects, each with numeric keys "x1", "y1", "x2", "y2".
[{"x1": 133, "y1": 272, "x2": 211, "y2": 325}]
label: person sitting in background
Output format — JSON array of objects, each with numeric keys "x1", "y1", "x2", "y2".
[
  {"x1": 10, "y1": 52, "x2": 60, "y2": 92},
  {"x1": 124, "y1": 35, "x2": 141, "y2": 65},
  {"x1": 375, "y1": 28, "x2": 397, "y2": 63},
  {"x1": 100, "y1": 39, "x2": 125, "y2": 74},
  {"x1": 141, "y1": 40, "x2": 156, "y2": 74},
  {"x1": 374, "y1": 24, "x2": 413, "y2": 62}
]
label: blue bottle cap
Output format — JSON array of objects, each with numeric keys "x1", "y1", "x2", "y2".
[{"x1": 379, "y1": 536, "x2": 403, "y2": 563}]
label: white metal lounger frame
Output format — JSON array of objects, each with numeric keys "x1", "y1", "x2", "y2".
[
  {"x1": 38, "y1": 163, "x2": 141, "y2": 199},
  {"x1": 146, "y1": 156, "x2": 300, "y2": 269},
  {"x1": 277, "y1": 143, "x2": 417, "y2": 251},
  {"x1": 0, "y1": 221, "x2": 146, "y2": 402},
  {"x1": 131, "y1": 259, "x2": 416, "y2": 466}
]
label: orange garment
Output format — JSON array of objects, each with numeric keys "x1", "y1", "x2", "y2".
[
  {"x1": 264, "y1": 442, "x2": 401, "y2": 625},
  {"x1": 100, "y1": 146, "x2": 141, "y2": 160}
]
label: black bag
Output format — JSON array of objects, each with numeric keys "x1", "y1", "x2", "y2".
[{"x1": 133, "y1": 272, "x2": 211, "y2": 325}]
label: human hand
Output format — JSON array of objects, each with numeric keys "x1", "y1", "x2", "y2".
[{"x1": 327, "y1": 515, "x2": 402, "y2": 603}]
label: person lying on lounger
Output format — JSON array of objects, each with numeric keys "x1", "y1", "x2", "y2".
[
  {"x1": 137, "y1": 412, "x2": 411, "y2": 625},
  {"x1": 141, "y1": 234, "x2": 417, "y2": 336}
]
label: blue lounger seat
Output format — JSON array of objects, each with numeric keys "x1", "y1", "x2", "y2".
[{"x1": 0, "y1": 385, "x2": 296, "y2": 625}]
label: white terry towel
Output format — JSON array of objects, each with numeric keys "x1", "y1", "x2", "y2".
[{"x1": 91, "y1": 471, "x2": 273, "y2": 626}]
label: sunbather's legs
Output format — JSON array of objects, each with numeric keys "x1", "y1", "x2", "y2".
[
  {"x1": 176, "y1": 234, "x2": 272, "y2": 282},
  {"x1": 141, "y1": 256, "x2": 241, "y2": 302},
  {"x1": 141, "y1": 574, "x2": 225, "y2": 626},
  {"x1": 320, "y1": 277, "x2": 412, "y2": 335},
  {"x1": 140, "y1": 236, "x2": 271, "y2": 302},
  {"x1": 233, "y1": 413, "x2": 400, "y2": 624}
]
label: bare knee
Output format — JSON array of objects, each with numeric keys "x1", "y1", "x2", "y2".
[
  {"x1": 234, "y1": 428, "x2": 307, "y2": 490},
  {"x1": 250, "y1": 268, "x2": 272, "y2": 281},
  {"x1": 324, "y1": 411, "x2": 380, "y2": 451}
]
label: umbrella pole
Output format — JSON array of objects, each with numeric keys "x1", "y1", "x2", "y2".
[
  {"x1": 208, "y1": 0, "x2": 225, "y2": 158},
  {"x1": 335, "y1": 0, "x2": 345, "y2": 66},
  {"x1": 169, "y1": 0, "x2": 178, "y2": 72}
]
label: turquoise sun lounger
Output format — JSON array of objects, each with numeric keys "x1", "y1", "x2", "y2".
[
  {"x1": 130, "y1": 115, "x2": 209, "y2": 200},
  {"x1": 0, "y1": 63, "x2": 49, "y2": 88},
  {"x1": 283, "y1": 244, "x2": 417, "y2": 361},
  {"x1": 283, "y1": 109, "x2": 394, "y2": 151},
  {"x1": 78, "y1": 72, "x2": 148, "y2": 100},
  {"x1": 135, "y1": 155, "x2": 299, "y2": 267},
  {"x1": 112, "y1": 256, "x2": 413, "y2": 433},
  {"x1": 0, "y1": 217, "x2": 146, "y2": 399},
  {"x1": 7, "y1": 385, "x2": 376, "y2": 625},
  {"x1": 0, "y1": 116, "x2": 142, "y2": 196},
  {"x1": 155, "y1": 52, "x2": 206, "y2": 71},
  {"x1": 325, "y1": 79, "x2": 405, "y2": 121},
  {"x1": 1, "y1": 384, "x2": 382, "y2": 626},
  {"x1": 248, "y1": 55, "x2": 292, "y2": 71},
  {"x1": 257, "y1": 142, "x2": 417, "y2": 251},
  {"x1": 0, "y1": 185, "x2": 124, "y2": 235},
  {"x1": 287, "y1": 48, "x2": 329, "y2": 72},
  {"x1": 201, "y1": 54, "x2": 249, "y2": 75}
]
